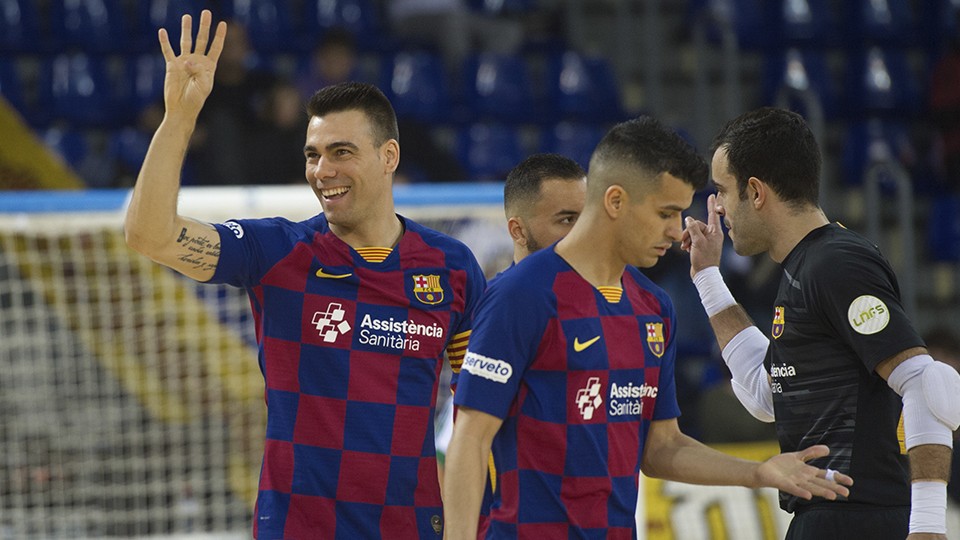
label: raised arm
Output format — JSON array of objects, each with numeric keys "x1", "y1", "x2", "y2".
[
  {"x1": 124, "y1": 10, "x2": 227, "y2": 281},
  {"x1": 682, "y1": 194, "x2": 774, "y2": 422}
]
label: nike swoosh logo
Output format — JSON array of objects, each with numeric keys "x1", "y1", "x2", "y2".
[
  {"x1": 573, "y1": 336, "x2": 601, "y2": 352},
  {"x1": 316, "y1": 268, "x2": 353, "y2": 279}
]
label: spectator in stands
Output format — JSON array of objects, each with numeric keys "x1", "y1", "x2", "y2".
[
  {"x1": 387, "y1": 0, "x2": 523, "y2": 70},
  {"x1": 193, "y1": 20, "x2": 279, "y2": 185},
  {"x1": 248, "y1": 81, "x2": 308, "y2": 184},
  {"x1": 296, "y1": 28, "x2": 364, "y2": 102}
]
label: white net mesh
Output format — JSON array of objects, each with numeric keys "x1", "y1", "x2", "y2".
[{"x1": 0, "y1": 185, "x2": 511, "y2": 538}]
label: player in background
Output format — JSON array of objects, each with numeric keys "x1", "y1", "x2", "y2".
[
  {"x1": 124, "y1": 12, "x2": 485, "y2": 538},
  {"x1": 435, "y1": 153, "x2": 586, "y2": 525},
  {"x1": 683, "y1": 107, "x2": 959, "y2": 540},
  {"x1": 444, "y1": 116, "x2": 853, "y2": 539}
]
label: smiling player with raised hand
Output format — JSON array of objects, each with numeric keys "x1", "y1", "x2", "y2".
[{"x1": 124, "y1": 10, "x2": 486, "y2": 539}]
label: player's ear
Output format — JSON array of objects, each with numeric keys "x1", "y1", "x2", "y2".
[
  {"x1": 747, "y1": 176, "x2": 765, "y2": 209},
  {"x1": 381, "y1": 139, "x2": 399, "y2": 174},
  {"x1": 507, "y1": 216, "x2": 527, "y2": 246},
  {"x1": 603, "y1": 185, "x2": 625, "y2": 218}
]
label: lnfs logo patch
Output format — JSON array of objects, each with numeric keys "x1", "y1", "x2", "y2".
[
  {"x1": 412, "y1": 274, "x2": 444, "y2": 305},
  {"x1": 772, "y1": 306, "x2": 785, "y2": 339},
  {"x1": 646, "y1": 323, "x2": 664, "y2": 358}
]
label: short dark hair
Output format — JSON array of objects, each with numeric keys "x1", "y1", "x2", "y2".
[
  {"x1": 504, "y1": 153, "x2": 586, "y2": 217},
  {"x1": 711, "y1": 107, "x2": 820, "y2": 207},
  {"x1": 306, "y1": 82, "x2": 399, "y2": 146},
  {"x1": 589, "y1": 116, "x2": 708, "y2": 194}
]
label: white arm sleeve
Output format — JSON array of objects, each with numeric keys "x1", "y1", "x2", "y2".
[
  {"x1": 887, "y1": 354, "x2": 958, "y2": 449},
  {"x1": 721, "y1": 326, "x2": 775, "y2": 423}
]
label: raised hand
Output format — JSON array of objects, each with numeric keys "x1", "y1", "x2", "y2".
[
  {"x1": 158, "y1": 10, "x2": 227, "y2": 122},
  {"x1": 756, "y1": 444, "x2": 853, "y2": 501},
  {"x1": 681, "y1": 193, "x2": 725, "y2": 278}
]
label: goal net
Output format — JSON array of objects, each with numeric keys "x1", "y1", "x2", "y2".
[{"x1": 0, "y1": 185, "x2": 510, "y2": 538}]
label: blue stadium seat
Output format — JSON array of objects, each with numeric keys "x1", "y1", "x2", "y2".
[
  {"x1": 462, "y1": 53, "x2": 535, "y2": 123},
  {"x1": 762, "y1": 48, "x2": 838, "y2": 118},
  {"x1": 222, "y1": 0, "x2": 298, "y2": 53},
  {"x1": 927, "y1": 195, "x2": 960, "y2": 262},
  {"x1": 117, "y1": 53, "x2": 166, "y2": 119},
  {"x1": 542, "y1": 122, "x2": 606, "y2": 170},
  {"x1": 109, "y1": 126, "x2": 151, "y2": 172},
  {"x1": 840, "y1": 118, "x2": 911, "y2": 187},
  {"x1": 775, "y1": 0, "x2": 835, "y2": 46},
  {"x1": 545, "y1": 51, "x2": 622, "y2": 122},
  {"x1": 844, "y1": 47, "x2": 921, "y2": 117},
  {"x1": 917, "y1": 0, "x2": 960, "y2": 53},
  {"x1": 50, "y1": 0, "x2": 129, "y2": 53},
  {"x1": 302, "y1": 0, "x2": 382, "y2": 51},
  {"x1": 457, "y1": 123, "x2": 524, "y2": 181},
  {"x1": 382, "y1": 51, "x2": 450, "y2": 124},
  {"x1": 0, "y1": 0, "x2": 44, "y2": 53},
  {"x1": 689, "y1": 0, "x2": 770, "y2": 49},
  {"x1": 41, "y1": 126, "x2": 90, "y2": 170},
  {"x1": 41, "y1": 53, "x2": 117, "y2": 127},
  {"x1": 842, "y1": 0, "x2": 914, "y2": 45}
]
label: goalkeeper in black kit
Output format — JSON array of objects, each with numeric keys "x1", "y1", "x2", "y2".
[{"x1": 683, "y1": 107, "x2": 960, "y2": 540}]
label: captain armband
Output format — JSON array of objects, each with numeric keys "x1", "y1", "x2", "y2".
[
  {"x1": 722, "y1": 326, "x2": 775, "y2": 423},
  {"x1": 887, "y1": 354, "x2": 960, "y2": 449}
]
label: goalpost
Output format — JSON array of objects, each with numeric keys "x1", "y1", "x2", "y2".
[{"x1": 0, "y1": 185, "x2": 509, "y2": 538}]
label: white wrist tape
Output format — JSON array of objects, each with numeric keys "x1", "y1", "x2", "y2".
[
  {"x1": 692, "y1": 266, "x2": 737, "y2": 317},
  {"x1": 909, "y1": 481, "x2": 947, "y2": 534},
  {"x1": 722, "y1": 326, "x2": 775, "y2": 422},
  {"x1": 887, "y1": 354, "x2": 958, "y2": 449}
]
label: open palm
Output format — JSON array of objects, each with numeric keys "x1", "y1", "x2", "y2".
[{"x1": 159, "y1": 10, "x2": 226, "y2": 120}]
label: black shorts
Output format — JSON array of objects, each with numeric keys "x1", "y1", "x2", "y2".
[{"x1": 785, "y1": 504, "x2": 909, "y2": 540}]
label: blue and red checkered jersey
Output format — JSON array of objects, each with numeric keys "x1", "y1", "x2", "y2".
[
  {"x1": 208, "y1": 213, "x2": 485, "y2": 539},
  {"x1": 454, "y1": 248, "x2": 680, "y2": 539}
]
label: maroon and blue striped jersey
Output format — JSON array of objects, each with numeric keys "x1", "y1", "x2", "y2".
[
  {"x1": 455, "y1": 248, "x2": 680, "y2": 539},
  {"x1": 209, "y1": 214, "x2": 485, "y2": 539}
]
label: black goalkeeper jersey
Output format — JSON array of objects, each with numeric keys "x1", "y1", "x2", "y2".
[{"x1": 765, "y1": 223, "x2": 922, "y2": 512}]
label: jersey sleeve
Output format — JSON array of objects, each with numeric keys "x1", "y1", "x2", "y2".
[
  {"x1": 207, "y1": 218, "x2": 296, "y2": 288},
  {"x1": 447, "y1": 251, "x2": 487, "y2": 384},
  {"x1": 807, "y1": 244, "x2": 924, "y2": 372},
  {"x1": 652, "y1": 295, "x2": 681, "y2": 421},
  {"x1": 453, "y1": 276, "x2": 548, "y2": 419}
]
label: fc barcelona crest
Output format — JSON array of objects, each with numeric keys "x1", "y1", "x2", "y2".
[
  {"x1": 646, "y1": 322, "x2": 664, "y2": 358},
  {"x1": 412, "y1": 274, "x2": 444, "y2": 305},
  {"x1": 772, "y1": 306, "x2": 785, "y2": 339}
]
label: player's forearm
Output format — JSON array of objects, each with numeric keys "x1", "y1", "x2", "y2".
[
  {"x1": 442, "y1": 436, "x2": 489, "y2": 540},
  {"x1": 124, "y1": 116, "x2": 196, "y2": 255},
  {"x1": 909, "y1": 444, "x2": 952, "y2": 483},
  {"x1": 642, "y1": 429, "x2": 760, "y2": 487},
  {"x1": 709, "y1": 304, "x2": 756, "y2": 350}
]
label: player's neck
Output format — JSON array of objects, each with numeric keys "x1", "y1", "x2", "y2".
[
  {"x1": 768, "y1": 206, "x2": 830, "y2": 263},
  {"x1": 331, "y1": 212, "x2": 404, "y2": 250},
  {"x1": 555, "y1": 224, "x2": 624, "y2": 288}
]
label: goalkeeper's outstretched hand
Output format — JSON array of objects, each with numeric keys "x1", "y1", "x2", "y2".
[{"x1": 158, "y1": 10, "x2": 227, "y2": 122}]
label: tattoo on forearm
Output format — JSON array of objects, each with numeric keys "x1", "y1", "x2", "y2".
[{"x1": 175, "y1": 230, "x2": 221, "y2": 270}]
